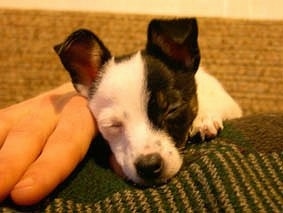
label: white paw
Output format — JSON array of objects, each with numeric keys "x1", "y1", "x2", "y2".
[{"x1": 190, "y1": 114, "x2": 224, "y2": 141}]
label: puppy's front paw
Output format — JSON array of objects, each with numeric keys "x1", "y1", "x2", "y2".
[{"x1": 190, "y1": 114, "x2": 224, "y2": 141}]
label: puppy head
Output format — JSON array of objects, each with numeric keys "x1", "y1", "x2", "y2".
[{"x1": 55, "y1": 18, "x2": 200, "y2": 186}]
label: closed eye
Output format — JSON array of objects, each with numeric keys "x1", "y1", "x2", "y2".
[
  {"x1": 166, "y1": 103, "x2": 183, "y2": 119},
  {"x1": 167, "y1": 105, "x2": 178, "y2": 115},
  {"x1": 100, "y1": 119, "x2": 124, "y2": 135},
  {"x1": 108, "y1": 121, "x2": 123, "y2": 128}
]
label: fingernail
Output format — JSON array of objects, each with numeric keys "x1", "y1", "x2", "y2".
[{"x1": 14, "y1": 177, "x2": 34, "y2": 189}]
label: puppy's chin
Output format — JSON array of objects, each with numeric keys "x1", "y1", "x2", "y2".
[{"x1": 108, "y1": 153, "x2": 127, "y2": 180}]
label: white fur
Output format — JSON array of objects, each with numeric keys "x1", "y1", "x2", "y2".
[
  {"x1": 88, "y1": 52, "x2": 182, "y2": 184},
  {"x1": 190, "y1": 67, "x2": 242, "y2": 140}
]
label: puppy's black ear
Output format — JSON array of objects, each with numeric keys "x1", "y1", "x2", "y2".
[
  {"x1": 146, "y1": 18, "x2": 200, "y2": 72},
  {"x1": 54, "y1": 29, "x2": 111, "y2": 96}
]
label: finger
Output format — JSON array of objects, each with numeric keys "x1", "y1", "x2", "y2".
[
  {"x1": 0, "y1": 101, "x2": 33, "y2": 146},
  {"x1": 0, "y1": 83, "x2": 75, "y2": 146},
  {"x1": 10, "y1": 96, "x2": 96, "y2": 205},
  {"x1": 0, "y1": 115, "x2": 12, "y2": 148},
  {"x1": 0, "y1": 94, "x2": 69, "y2": 202}
]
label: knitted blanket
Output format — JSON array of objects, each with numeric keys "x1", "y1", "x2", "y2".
[
  {"x1": 0, "y1": 9, "x2": 282, "y2": 212},
  {"x1": 1, "y1": 114, "x2": 282, "y2": 212}
]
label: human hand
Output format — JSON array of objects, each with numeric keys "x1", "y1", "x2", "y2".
[{"x1": 0, "y1": 83, "x2": 96, "y2": 206}]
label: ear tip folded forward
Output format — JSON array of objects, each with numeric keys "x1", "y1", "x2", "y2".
[
  {"x1": 53, "y1": 28, "x2": 111, "y2": 95},
  {"x1": 53, "y1": 43, "x2": 62, "y2": 55},
  {"x1": 53, "y1": 29, "x2": 100, "y2": 56}
]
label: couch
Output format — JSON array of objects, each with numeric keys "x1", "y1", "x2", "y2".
[{"x1": 0, "y1": 9, "x2": 282, "y2": 212}]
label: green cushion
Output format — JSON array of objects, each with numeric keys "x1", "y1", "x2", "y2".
[{"x1": 2, "y1": 113, "x2": 282, "y2": 212}]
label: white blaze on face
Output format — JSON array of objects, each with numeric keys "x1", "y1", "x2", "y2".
[{"x1": 88, "y1": 51, "x2": 182, "y2": 184}]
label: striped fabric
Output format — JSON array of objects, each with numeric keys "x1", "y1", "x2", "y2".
[
  {"x1": 2, "y1": 114, "x2": 282, "y2": 212},
  {"x1": 43, "y1": 149, "x2": 282, "y2": 213},
  {"x1": 68, "y1": 150, "x2": 281, "y2": 212}
]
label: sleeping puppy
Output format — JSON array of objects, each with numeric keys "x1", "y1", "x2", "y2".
[{"x1": 54, "y1": 18, "x2": 242, "y2": 186}]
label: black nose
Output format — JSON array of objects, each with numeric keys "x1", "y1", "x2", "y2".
[{"x1": 135, "y1": 153, "x2": 163, "y2": 179}]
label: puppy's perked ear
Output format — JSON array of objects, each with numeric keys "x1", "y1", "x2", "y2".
[
  {"x1": 54, "y1": 29, "x2": 111, "y2": 96},
  {"x1": 146, "y1": 18, "x2": 200, "y2": 72}
]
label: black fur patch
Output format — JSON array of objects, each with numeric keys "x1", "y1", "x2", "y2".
[{"x1": 144, "y1": 53, "x2": 198, "y2": 149}]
